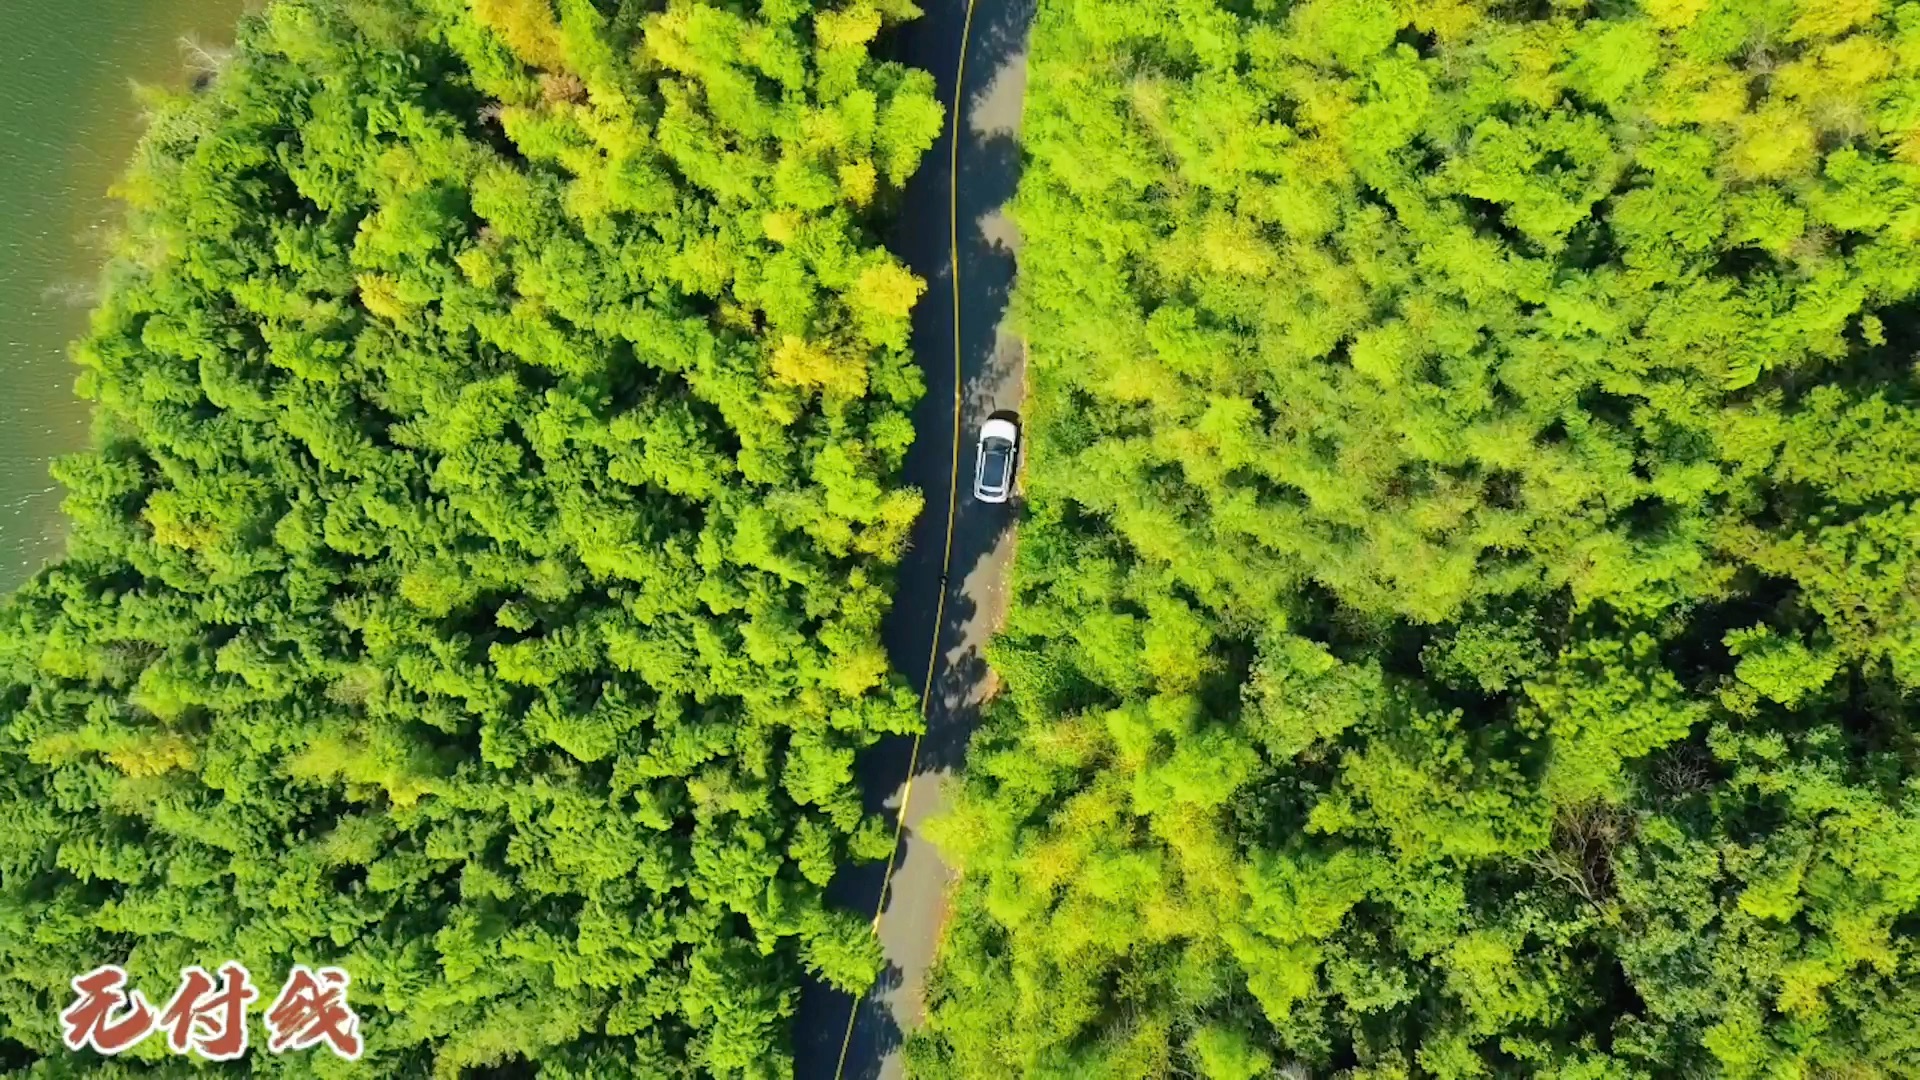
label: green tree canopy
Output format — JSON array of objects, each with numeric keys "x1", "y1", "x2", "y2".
[
  {"x1": 913, "y1": 0, "x2": 1920, "y2": 1077},
  {"x1": 0, "y1": 0, "x2": 940, "y2": 1074}
]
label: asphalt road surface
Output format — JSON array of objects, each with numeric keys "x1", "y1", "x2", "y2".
[{"x1": 790, "y1": 0, "x2": 1036, "y2": 1077}]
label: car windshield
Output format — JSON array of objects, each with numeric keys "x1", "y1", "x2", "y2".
[{"x1": 980, "y1": 439, "x2": 1011, "y2": 488}]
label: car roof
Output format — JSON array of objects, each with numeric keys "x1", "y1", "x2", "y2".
[{"x1": 980, "y1": 418, "x2": 1018, "y2": 441}]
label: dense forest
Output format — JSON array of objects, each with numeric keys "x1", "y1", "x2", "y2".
[
  {"x1": 912, "y1": 0, "x2": 1920, "y2": 1077},
  {"x1": 0, "y1": 0, "x2": 940, "y2": 1074}
]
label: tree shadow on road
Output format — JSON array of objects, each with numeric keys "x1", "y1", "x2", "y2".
[{"x1": 793, "y1": 0, "x2": 1037, "y2": 1075}]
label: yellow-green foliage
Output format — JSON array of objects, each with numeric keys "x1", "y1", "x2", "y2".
[
  {"x1": 0, "y1": 0, "x2": 940, "y2": 1074},
  {"x1": 911, "y1": 0, "x2": 1920, "y2": 1077}
]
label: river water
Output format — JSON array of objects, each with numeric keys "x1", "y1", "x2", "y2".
[{"x1": 0, "y1": 0, "x2": 251, "y2": 592}]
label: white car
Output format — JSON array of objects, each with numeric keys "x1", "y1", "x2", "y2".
[{"x1": 973, "y1": 417, "x2": 1019, "y2": 504}]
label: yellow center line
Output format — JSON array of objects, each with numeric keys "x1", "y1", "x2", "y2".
[{"x1": 830, "y1": 0, "x2": 978, "y2": 1073}]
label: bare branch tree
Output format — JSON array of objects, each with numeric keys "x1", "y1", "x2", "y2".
[{"x1": 1526, "y1": 801, "x2": 1632, "y2": 913}]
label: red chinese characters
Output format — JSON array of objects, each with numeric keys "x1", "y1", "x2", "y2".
[
  {"x1": 158, "y1": 963, "x2": 258, "y2": 1060},
  {"x1": 60, "y1": 961, "x2": 363, "y2": 1061},
  {"x1": 60, "y1": 965, "x2": 156, "y2": 1055},
  {"x1": 264, "y1": 966, "x2": 363, "y2": 1061}
]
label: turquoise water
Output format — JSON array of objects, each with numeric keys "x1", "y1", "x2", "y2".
[{"x1": 0, "y1": 0, "x2": 252, "y2": 590}]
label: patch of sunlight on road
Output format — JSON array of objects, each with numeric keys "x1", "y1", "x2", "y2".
[{"x1": 968, "y1": 48, "x2": 1027, "y2": 139}]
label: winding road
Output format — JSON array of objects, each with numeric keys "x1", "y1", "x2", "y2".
[{"x1": 791, "y1": 0, "x2": 1036, "y2": 1077}]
